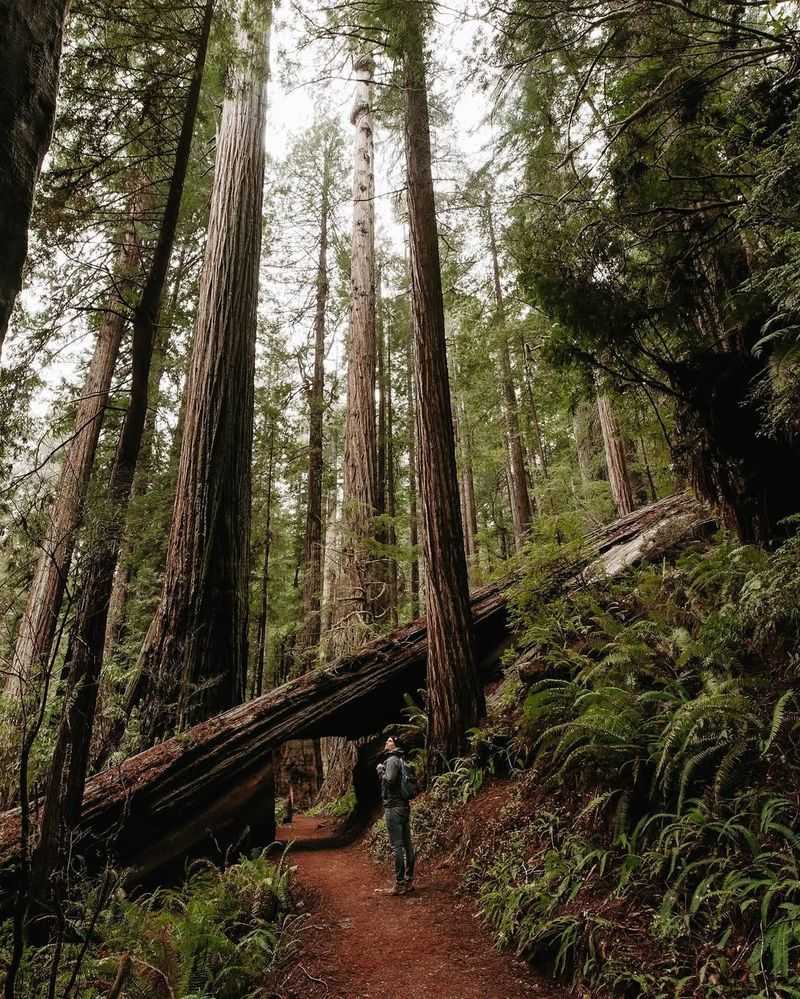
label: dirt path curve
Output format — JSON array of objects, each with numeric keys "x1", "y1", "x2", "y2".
[{"x1": 275, "y1": 815, "x2": 563, "y2": 999}]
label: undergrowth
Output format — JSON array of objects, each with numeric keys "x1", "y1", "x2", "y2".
[
  {"x1": 406, "y1": 530, "x2": 800, "y2": 997},
  {"x1": 0, "y1": 851, "x2": 299, "y2": 998}
]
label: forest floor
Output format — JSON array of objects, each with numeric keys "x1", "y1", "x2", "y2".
[{"x1": 274, "y1": 814, "x2": 563, "y2": 999}]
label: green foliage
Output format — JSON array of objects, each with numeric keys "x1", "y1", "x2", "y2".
[
  {"x1": 0, "y1": 853, "x2": 296, "y2": 999},
  {"x1": 458, "y1": 531, "x2": 800, "y2": 995}
]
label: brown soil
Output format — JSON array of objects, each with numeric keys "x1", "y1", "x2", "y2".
[{"x1": 274, "y1": 814, "x2": 564, "y2": 999}]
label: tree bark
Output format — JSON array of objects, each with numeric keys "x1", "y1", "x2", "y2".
[
  {"x1": 136, "y1": 0, "x2": 271, "y2": 739},
  {"x1": 486, "y1": 201, "x2": 532, "y2": 543},
  {"x1": 386, "y1": 325, "x2": 399, "y2": 628},
  {"x1": 253, "y1": 426, "x2": 276, "y2": 699},
  {"x1": 102, "y1": 244, "x2": 190, "y2": 664},
  {"x1": 333, "y1": 53, "x2": 378, "y2": 651},
  {"x1": 405, "y1": 331, "x2": 420, "y2": 620},
  {"x1": 6, "y1": 215, "x2": 141, "y2": 699},
  {"x1": 0, "y1": 0, "x2": 69, "y2": 354},
  {"x1": 29, "y1": 0, "x2": 216, "y2": 904},
  {"x1": 460, "y1": 399, "x2": 480, "y2": 567},
  {"x1": 297, "y1": 148, "x2": 332, "y2": 658},
  {"x1": 597, "y1": 390, "x2": 635, "y2": 517},
  {"x1": 401, "y1": 4, "x2": 484, "y2": 764}
]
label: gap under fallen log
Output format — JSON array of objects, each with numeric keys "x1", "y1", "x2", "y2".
[{"x1": 0, "y1": 492, "x2": 712, "y2": 889}]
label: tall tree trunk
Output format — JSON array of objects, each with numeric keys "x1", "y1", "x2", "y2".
[
  {"x1": 6, "y1": 215, "x2": 141, "y2": 699},
  {"x1": 517, "y1": 336, "x2": 548, "y2": 479},
  {"x1": 253, "y1": 426, "x2": 276, "y2": 699},
  {"x1": 400, "y1": 3, "x2": 484, "y2": 764},
  {"x1": 0, "y1": 0, "x2": 69, "y2": 355},
  {"x1": 137, "y1": 0, "x2": 271, "y2": 739},
  {"x1": 333, "y1": 53, "x2": 378, "y2": 651},
  {"x1": 486, "y1": 200, "x2": 532, "y2": 543},
  {"x1": 322, "y1": 427, "x2": 340, "y2": 636},
  {"x1": 597, "y1": 390, "x2": 635, "y2": 517},
  {"x1": 103, "y1": 242, "x2": 190, "y2": 664},
  {"x1": 29, "y1": 0, "x2": 216, "y2": 905},
  {"x1": 298, "y1": 152, "x2": 331, "y2": 658},
  {"x1": 460, "y1": 399, "x2": 480, "y2": 567},
  {"x1": 386, "y1": 326, "x2": 399, "y2": 628},
  {"x1": 405, "y1": 321, "x2": 420, "y2": 621}
]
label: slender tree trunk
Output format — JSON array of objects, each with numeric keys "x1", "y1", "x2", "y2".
[
  {"x1": 597, "y1": 390, "x2": 635, "y2": 517},
  {"x1": 406, "y1": 324, "x2": 420, "y2": 621},
  {"x1": 455, "y1": 405, "x2": 473, "y2": 561},
  {"x1": 298, "y1": 155, "x2": 331, "y2": 657},
  {"x1": 460, "y1": 399, "x2": 480, "y2": 566},
  {"x1": 386, "y1": 326, "x2": 399, "y2": 628},
  {"x1": 6, "y1": 215, "x2": 141, "y2": 699},
  {"x1": 0, "y1": 0, "x2": 70, "y2": 354},
  {"x1": 518, "y1": 336, "x2": 548, "y2": 478},
  {"x1": 400, "y1": 4, "x2": 484, "y2": 764},
  {"x1": 333, "y1": 53, "x2": 378, "y2": 651},
  {"x1": 322, "y1": 428, "x2": 340, "y2": 636},
  {"x1": 103, "y1": 243, "x2": 190, "y2": 663},
  {"x1": 253, "y1": 426, "x2": 276, "y2": 699},
  {"x1": 487, "y1": 201, "x2": 532, "y2": 543},
  {"x1": 137, "y1": 0, "x2": 271, "y2": 739},
  {"x1": 29, "y1": 0, "x2": 216, "y2": 903}
]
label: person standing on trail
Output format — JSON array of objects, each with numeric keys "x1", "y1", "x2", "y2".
[{"x1": 376, "y1": 736, "x2": 417, "y2": 895}]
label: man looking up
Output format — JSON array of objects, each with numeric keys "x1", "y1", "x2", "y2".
[{"x1": 376, "y1": 736, "x2": 416, "y2": 895}]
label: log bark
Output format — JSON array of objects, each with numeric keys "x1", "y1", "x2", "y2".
[
  {"x1": 401, "y1": 4, "x2": 484, "y2": 763},
  {"x1": 0, "y1": 493, "x2": 711, "y2": 889},
  {"x1": 0, "y1": 0, "x2": 69, "y2": 354},
  {"x1": 135, "y1": 1, "x2": 271, "y2": 738}
]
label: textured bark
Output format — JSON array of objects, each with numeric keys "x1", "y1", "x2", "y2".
[
  {"x1": 136, "y1": 1, "x2": 271, "y2": 738},
  {"x1": 0, "y1": 0, "x2": 69, "y2": 354},
  {"x1": 253, "y1": 427, "x2": 276, "y2": 699},
  {"x1": 487, "y1": 202, "x2": 532, "y2": 543},
  {"x1": 385, "y1": 311, "x2": 399, "y2": 627},
  {"x1": 102, "y1": 246, "x2": 190, "y2": 663},
  {"x1": 406, "y1": 333, "x2": 420, "y2": 620},
  {"x1": 298, "y1": 155, "x2": 331, "y2": 657},
  {"x1": 460, "y1": 399, "x2": 480, "y2": 566},
  {"x1": 0, "y1": 493, "x2": 711, "y2": 886},
  {"x1": 597, "y1": 391, "x2": 635, "y2": 517},
  {"x1": 401, "y1": 5, "x2": 484, "y2": 763},
  {"x1": 29, "y1": 0, "x2": 216, "y2": 903},
  {"x1": 333, "y1": 53, "x2": 378, "y2": 651},
  {"x1": 6, "y1": 216, "x2": 141, "y2": 699},
  {"x1": 517, "y1": 335, "x2": 548, "y2": 479}
]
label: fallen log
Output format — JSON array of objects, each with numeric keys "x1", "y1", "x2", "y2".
[{"x1": 0, "y1": 492, "x2": 712, "y2": 887}]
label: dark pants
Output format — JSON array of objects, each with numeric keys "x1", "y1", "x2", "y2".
[{"x1": 385, "y1": 804, "x2": 415, "y2": 884}]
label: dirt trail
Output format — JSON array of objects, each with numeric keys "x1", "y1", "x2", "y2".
[{"x1": 275, "y1": 815, "x2": 563, "y2": 999}]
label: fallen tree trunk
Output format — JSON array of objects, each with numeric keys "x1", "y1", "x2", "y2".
[{"x1": 0, "y1": 493, "x2": 711, "y2": 889}]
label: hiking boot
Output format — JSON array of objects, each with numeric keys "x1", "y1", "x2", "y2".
[{"x1": 403, "y1": 879, "x2": 415, "y2": 895}]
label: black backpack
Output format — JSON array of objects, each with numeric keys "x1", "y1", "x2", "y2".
[{"x1": 399, "y1": 757, "x2": 419, "y2": 801}]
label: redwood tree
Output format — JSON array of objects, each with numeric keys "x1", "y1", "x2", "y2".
[
  {"x1": 30, "y1": 0, "x2": 216, "y2": 903},
  {"x1": 0, "y1": 0, "x2": 69, "y2": 354},
  {"x1": 137, "y1": 0, "x2": 272, "y2": 737},
  {"x1": 333, "y1": 53, "x2": 378, "y2": 649},
  {"x1": 298, "y1": 129, "x2": 337, "y2": 657},
  {"x1": 399, "y1": 3, "x2": 484, "y2": 762}
]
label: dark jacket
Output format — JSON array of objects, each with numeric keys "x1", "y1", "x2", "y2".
[{"x1": 378, "y1": 750, "x2": 407, "y2": 808}]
